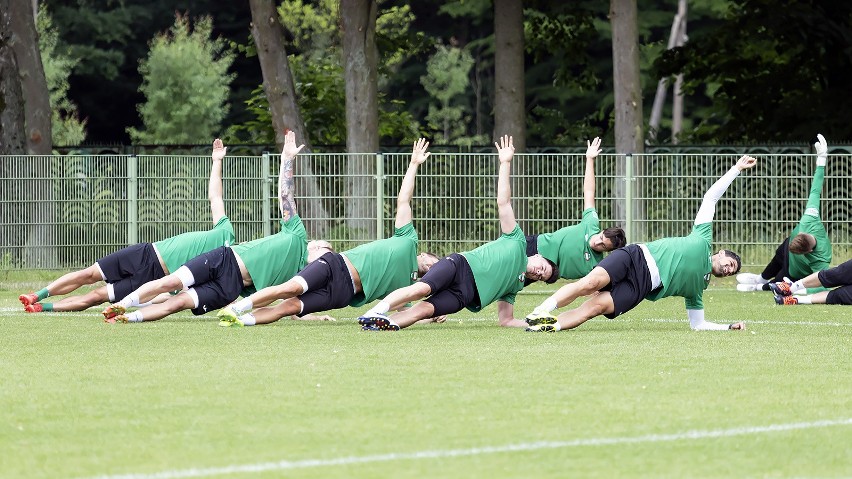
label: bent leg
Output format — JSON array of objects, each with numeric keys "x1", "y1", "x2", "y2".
[
  {"x1": 556, "y1": 291, "x2": 616, "y2": 330},
  {"x1": 551, "y1": 267, "x2": 611, "y2": 309},
  {"x1": 381, "y1": 282, "x2": 433, "y2": 312},
  {"x1": 390, "y1": 301, "x2": 436, "y2": 329},
  {"x1": 250, "y1": 298, "x2": 303, "y2": 325},
  {"x1": 51, "y1": 287, "x2": 110, "y2": 312},
  {"x1": 124, "y1": 293, "x2": 196, "y2": 322},
  {"x1": 45, "y1": 265, "x2": 104, "y2": 296}
]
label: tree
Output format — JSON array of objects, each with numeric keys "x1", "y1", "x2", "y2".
[
  {"x1": 420, "y1": 44, "x2": 475, "y2": 143},
  {"x1": 9, "y1": 0, "x2": 52, "y2": 154},
  {"x1": 0, "y1": 0, "x2": 26, "y2": 155},
  {"x1": 128, "y1": 14, "x2": 234, "y2": 144},
  {"x1": 249, "y1": 0, "x2": 330, "y2": 237},
  {"x1": 37, "y1": 4, "x2": 86, "y2": 146},
  {"x1": 493, "y1": 0, "x2": 526, "y2": 149},
  {"x1": 610, "y1": 0, "x2": 644, "y2": 237},
  {"x1": 341, "y1": 0, "x2": 379, "y2": 239}
]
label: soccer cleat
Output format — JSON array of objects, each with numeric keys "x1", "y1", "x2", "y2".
[
  {"x1": 104, "y1": 314, "x2": 129, "y2": 324},
  {"x1": 526, "y1": 324, "x2": 556, "y2": 333},
  {"x1": 525, "y1": 310, "x2": 557, "y2": 326},
  {"x1": 357, "y1": 313, "x2": 399, "y2": 331},
  {"x1": 774, "y1": 294, "x2": 798, "y2": 305},
  {"x1": 216, "y1": 307, "x2": 244, "y2": 327},
  {"x1": 768, "y1": 281, "x2": 792, "y2": 296},
  {"x1": 102, "y1": 304, "x2": 126, "y2": 320},
  {"x1": 24, "y1": 303, "x2": 43, "y2": 313},
  {"x1": 19, "y1": 293, "x2": 39, "y2": 306}
]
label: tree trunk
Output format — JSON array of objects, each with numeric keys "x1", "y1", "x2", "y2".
[
  {"x1": 9, "y1": 0, "x2": 58, "y2": 268},
  {"x1": 610, "y1": 0, "x2": 645, "y2": 240},
  {"x1": 341, "y1": 0, "x2": 378, "y2": 240},
  {"x1": 494, "y1": 0, "x2": 528, "y2": 230},
  {"x1": 249, "y1": 0, "x2": 330, "y2": 238}
]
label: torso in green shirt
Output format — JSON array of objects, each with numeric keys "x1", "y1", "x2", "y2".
[
  {"x1": 460, "y1": 225, "x2": 527, "y2": 312},
  {"x1": 231, "y1": 216, "x2": 307, "y2": 295},
  {"x1": 644, "y1": 222, "x2": 712, "y2": 310},
  {"x1": 536, "y1": 207, "x2": 603, "y2": 279},
  {"x1": 342, "y1": 222, "x2": 419, "y2": 307},
  {"x1": 153, "y1": 216, "x2": 236, "y2": 273},
  {"x1": 788, "y1": 216, "x2": 831, "y2": 280}
]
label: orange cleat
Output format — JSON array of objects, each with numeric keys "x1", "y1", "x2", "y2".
[
  {"x1": 102, "y1": 304, "x2": 126, "y2": 320},
  {"x1": 24, "y1": 303, "x2": 43, "y2": 313},
  {"x1": 19, "y1": 293, "x2": 38, "y2": 306}
]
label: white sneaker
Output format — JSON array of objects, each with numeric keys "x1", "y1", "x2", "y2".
[
  {"x1": 736, "y1": 283, "x2": 764, "y2": 292},
  {"x1": 736, "y1": 273, "x2": 768, "y2": 285}
]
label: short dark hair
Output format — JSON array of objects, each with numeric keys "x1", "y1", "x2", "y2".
[
  {"x1": 789, "y1": 233, "x2": 815, "y2": 254},
  {"x1": 544, "y1": 258, "x2": 559, "y2": 284},
  {"x1": 721, "y1": 249, "x2": 742, "y2": 274},
  {"x1": 603, "y1": 227, "x2": 627, "y2": 250}
]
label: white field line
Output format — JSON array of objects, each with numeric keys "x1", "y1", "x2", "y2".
[
  {"x1": 85, "y1": 418, "x2": 852, "y2": 479},
  {"x1": 431, "y1": 316, "x2": 850, "y2": 327}
]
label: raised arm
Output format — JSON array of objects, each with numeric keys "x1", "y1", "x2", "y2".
[
  {"x1": 495, "y1": 135, "x2": 517, "y2": 234},
  {"x1": 805, "y1": 134, "x2": 827, "y2": 216},
  {"x1": 583, "y1": 137, "x2": 602, "y2": 209},
  {"x1": 694, "y1": 155, "x2": 757, "y2": 225},
  {"x1": 395, "y1": 138, "x2": 430, "y2": 228},
  {"x1": 278, "y1": 130, "x2": 305, "y2": 220},
  {"x1": 208, "y1": 138, "x2": 226, "y2": 224}
]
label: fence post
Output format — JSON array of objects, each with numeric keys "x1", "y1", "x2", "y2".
[
  {"x1": 376, "y1": 153, "x2": 384, "y2": 240},
  {"x1": 262, "y1": 152, "x2": 272, "y2": 237},
  {"x1": 625, "y1": 153, "x2": 634, "y2": 242},
  {"x1": 127, "y1": 155, "x2": 138, "y2": 244}
]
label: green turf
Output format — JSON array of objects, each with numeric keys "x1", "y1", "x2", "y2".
[{"x1": 1, "y1": 279, "x2": 850, "y2": 479}]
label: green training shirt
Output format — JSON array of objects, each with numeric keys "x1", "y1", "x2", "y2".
[
  {"x1": 460, "y1": 225, "x2": 527, "y2": 311},
  {"x1": 343, "y1": 222, "x2": 419, "y2": 307},
  {"x1": 644, "y1": 222, "x2": 712, "y2": 310},
  {"x1": 788, "y1": 165, "x2": 831, "y2": 279},
  {"x1": 536, "y1": 207, "x2": 603, "y2": 279},
  {"x1": 232, "y1": 216, "x2": 307, "y2": 295},
  {"x1": 153, "y1": 216, "x2": 236, "y2": 273}
]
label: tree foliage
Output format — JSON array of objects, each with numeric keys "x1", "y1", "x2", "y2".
[
  {"x1": 421, "y1": 45, "x2": 477, "y2": 143},
  {"x1": 36, "y1": 4, "x2": 87, "y2": 146},
  {"x1": 654, "y1": 0, "x2": 852, "y2": 143},
  {"x1": 128, "y1": 14, "x2": 235, "y2": 144}
]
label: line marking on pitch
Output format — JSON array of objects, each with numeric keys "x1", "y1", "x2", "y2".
[{"x1": 84, "y1": 418, "x2": 852, "y2": 479}]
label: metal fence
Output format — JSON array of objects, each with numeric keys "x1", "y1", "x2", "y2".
[{"x1": 1, "y1": 150, "x2": 850, "y2": 270}]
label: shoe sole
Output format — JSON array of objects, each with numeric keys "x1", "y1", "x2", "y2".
[
  {"x1": 373, "y1": 318, "x2": 399, "y2": 331},
  {"x1": 102, "y1": 305, "x2": 126, "y2": 320},
  {"x1": 526, "y1": 315, "x2": 557, "y2": 326},
  {"x1": 19, "y1": 294, "x2": 37, "y2": 306}
]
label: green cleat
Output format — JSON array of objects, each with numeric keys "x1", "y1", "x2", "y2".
[
  {"x1": 217, "y1": 308, "x2": 244, "y2": 327},
  {"x1": 525, "y1": 310, "x2": 557, "y2": 326}
]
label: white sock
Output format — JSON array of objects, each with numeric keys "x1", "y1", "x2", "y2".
[
  {"x1": 538, "y1": 298, "x2": 558, "y2": 313},
  {"x1": 552, "y1": 322, "x2": 562, "y2": 331},
  {"x1": 736, "y1": 273, "x2": 768, "y2": 284},
  {"x1": 796, "y1": 295, "x2": 812, "y2": 304},
  {"x1": 367, "y1": 301, "x2": 391, "y2": 316},
  {"x1": 119, "y1": 292, "x2": 140, "y2": 308},
  {"x1": 232, "y1": 298, "x2": 253, "y2": 314},
  {"x1": 126, "y1": 311, "x2": 144, "y2": 322},
  {"x1": 239, "y1": 313, "x2": 256, "y2": 326},
  {"x1": 790, "y1": 281, "x2": 806, "y2": 294}
]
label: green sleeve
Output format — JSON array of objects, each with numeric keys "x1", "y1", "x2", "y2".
[
  {"x1": 805, "y1": 166, "x2": 825, "y2": 213},
  {"x1": 685, "y1": 294, "x2": 703, "y2": 310},
  {"x1": 499, "y1": 293, "x2": 516, "y2": 305}
]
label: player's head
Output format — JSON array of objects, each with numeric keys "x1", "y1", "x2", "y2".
[
  {"x1": 417, "y1": 252, "x2": 440, "y2": 275},
  {"x1": 307, "y1": 240, "x2": 334, "y2": 263},
  {"x1": 789, "y1": 233, "x2": 816, "y2": 254},
  {"x1": 525, "y1": 254, "x2": 558, "y2": 284},
  {"x1": 589, "y1": 227, "x2": 627, "y2": 253},
  {"x1": 710, "y1": 249, "x2": 742, "y2": 277}
]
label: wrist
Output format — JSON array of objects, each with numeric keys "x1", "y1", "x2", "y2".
[{"x1": 817, "y1": 156, "x2": 826, "y2": 167}]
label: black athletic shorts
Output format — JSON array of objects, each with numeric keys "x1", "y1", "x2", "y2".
[
  {"x1": 819, "y1": 259, "x2": 852, "y2": 305},
  {"x1": 421, "y1": 253, "x2": 480, "y2": 317},
  {"x1": 183, "y1": 246, "x2": 244, "y2": 315},
  {"x1": 297, "y1": 252, "x2": 356, "y2": 315},
  {"x1": 97, "y1": 243, "x2": 166, "y2": 301},
  {"x1": 525, "y1": 235, "x2": 539, "y2": 256},
  {"x1": 597, "y1": 244, "x2": 656, "y2": 319}
]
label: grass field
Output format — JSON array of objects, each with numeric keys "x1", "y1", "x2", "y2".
[{"x1": 1, "y1": 276, "x2": 850, "y2": 479}]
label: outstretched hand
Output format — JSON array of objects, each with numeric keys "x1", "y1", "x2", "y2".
[
  {"x1": 281, "y1": 130, "x2": 305, "y2": 160},
  {"x1": 411, "y1": 138, "x2": 431, "y2": 165},
  {"x1": 814, "y1": 134, "x2": 828, "y2": 157},
  {"x1": 495, "y1": 135, "x2": 514, "y2": 163},
  {"x1": 735, "y1": 155, "x2": 758, "y2": 171},
  {"x1": 586, "y1": 137, "x2": 602, "y2": 159},
  {"x1": 212, "y1": 138, "x2": 226, "y2": 161}
]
